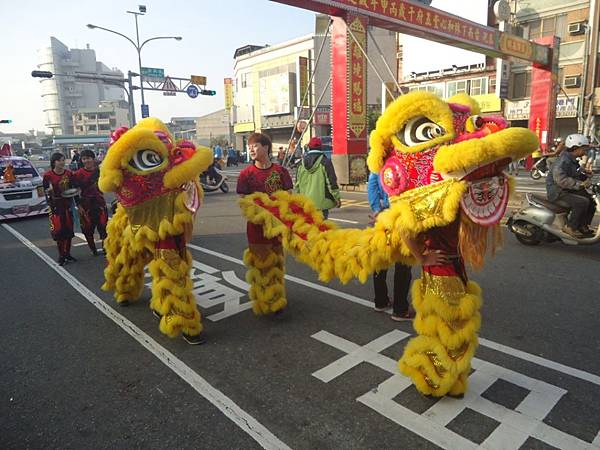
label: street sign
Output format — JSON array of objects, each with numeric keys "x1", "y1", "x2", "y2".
[
  {"x1": 191, "y1": 75, "x2": 207, "y2": 86},
  {"x1": 162, "y1": 76, "x2": 177, "y2": 96},
  {"x1": 186, "y1": 85, "x2": 199, "y2": 99},
  {"x1": 141, "y1": 104, "x2": 149, "y2": 118},
  {"x1": 141, "y1": 67, "x2": 164, "y2": 81}
]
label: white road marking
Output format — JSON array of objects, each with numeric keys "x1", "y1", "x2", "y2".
[
  {"x1": 315, "y1": 330, "x2": 597, "y2": 450},
  {"x1": 188, "y1": 243, "x2": 373, "y2": 309},
  {"x1": 328, "y1": 218, "x2": 360, "y2": 224},
  {"x1": 187, "y1": 244, "x2": 600, "y2": 388},
  {"x1": 2, "y1": 223, "x2": 291, "y2": 450}
]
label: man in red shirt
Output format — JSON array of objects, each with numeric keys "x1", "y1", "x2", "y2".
[
  {"x1": 73, "y1": 149, "x2": 108, "y2": 255},
  {"x1": 237, "y1": 132, "x2": 293, "y2": 315}
]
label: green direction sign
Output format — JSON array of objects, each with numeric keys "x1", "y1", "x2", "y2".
[{"x1": 141, "y1": 67, "x2": 165, "y2": 80}]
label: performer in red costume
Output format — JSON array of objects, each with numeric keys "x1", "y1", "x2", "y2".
[
  {"x1": 73, "y1": 149, "x2": 108, "y2": 255},
  {"x1": 237, "y1": 132, "x2": 293, "y2": 315},
  {"x1": 43, "y1": 153, "x2": 76, "y2": 266}
]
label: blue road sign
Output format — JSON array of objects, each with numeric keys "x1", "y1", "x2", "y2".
[
  {"x1": 186, "y1": 85, "x2": 199, "y2": 99},
  {"x1": 141, "y1": 104, "x2": 149, "y2": 118}
]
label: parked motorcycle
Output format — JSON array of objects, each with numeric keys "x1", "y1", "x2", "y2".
[
  {"x1": 530, "y1": 157, "x2": 549, "y2": 180},
  {"x1": 200, "y1": 164, "x2": 229, "y2": 193},
  {"x1": 507, "y1": 180, "x2": 600, "y2": 246}
]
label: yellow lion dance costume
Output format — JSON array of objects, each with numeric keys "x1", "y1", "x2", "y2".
[
  {"x1": 99, "y1": 118, "x2": 212, "y2": 344},
  {"x1": 240, "y1": 92, "x2": 539, "y2": 396}
]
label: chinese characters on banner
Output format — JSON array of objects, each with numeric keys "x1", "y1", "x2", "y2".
[
  {"x1": 340, "y1": 0, "x2": 496, "y2": 49},
  {"x1": 224, "y1": 78, "x2": 233, "y2": 111},
  {"x1": 297, "y1": 56, "x2": 309, "y2": 106},
  {"x1": 348, "y1": 16, "x2": 367, "y2": 139}
]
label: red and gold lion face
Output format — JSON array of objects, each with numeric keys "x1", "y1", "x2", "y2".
[
  {"x1": 99, "y1": 118, "x2": 213, "y2": 211},
  {"x1": 368, "y1": 92, "x2": 539, "y2": 226}
]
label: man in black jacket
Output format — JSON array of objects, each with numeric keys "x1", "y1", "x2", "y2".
[{"x1": 546, "y1": 133, "x2": 595, "y2": 238}]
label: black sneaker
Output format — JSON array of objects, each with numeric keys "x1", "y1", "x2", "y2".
[
  {"x1": 119, "y1": 300, "x2": 130, "y2": 307},
  {"x1": 182, "y1": 332, "x2": 206, "y2": 345},
  {"x1": 65, "y1": 254, "x2": 77, "y2": 262},
  {"x1": 92, "y1": 249, "x2": 98, "y2": 256},
  {"x1": 58, "y1": 257, "x2": 66, "y2": 266},
  {"x1": 151, "y1": 309, "x2": 162, "y2": 320}
]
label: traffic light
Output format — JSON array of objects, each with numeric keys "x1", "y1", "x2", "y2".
[
  {"x1": 0, "y1": 119, "x2": 12, "y2": 124},
  {"x1": 31, "y1": 70, "x2": 54, "y2": 78},
  {"x1": 200, "y1": 89, "x2": 216, "y2": 96}
]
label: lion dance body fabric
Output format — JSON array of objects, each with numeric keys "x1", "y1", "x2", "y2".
[
  {"x1": 239, "y1": 92, "x2": 539, "y2": 397},
  {"x1": 99, "y1": 118, "x2": 212, "y2": 340}
]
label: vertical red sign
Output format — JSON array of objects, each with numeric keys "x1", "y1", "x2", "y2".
[{"x1": 528, "y1": 36, "x2": 560, "y2": 154}]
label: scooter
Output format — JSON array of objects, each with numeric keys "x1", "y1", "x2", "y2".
[
  {"x1": 200, "y1": 165, "x2": 229, "y2": 193},
  {"x1": 530, "y1": 157, "x2": 549, "y2": 180},
  {"x1": 507, "y1": 181, "x2": 600, "y2": 246}
]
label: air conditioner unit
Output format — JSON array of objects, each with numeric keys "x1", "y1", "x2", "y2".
[
  {"x1": 564, "y1": 75, "x2": 581, "y2": 88},
  {"x1": 568, "y1": 22, "x2": 585, "y2": 35}
]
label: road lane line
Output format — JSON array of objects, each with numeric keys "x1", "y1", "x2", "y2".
[
  {"x1": 188, "y1": 244, "x2": 600, "y2": 388},
  {"x1": 2, "y1": 223, "x2": 291, "y2": 450},
  {"x1": 328, "y1": 218, "x2": 360, "y2": 224}
]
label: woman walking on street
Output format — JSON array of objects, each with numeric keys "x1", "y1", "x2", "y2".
[{"x1": 43, "y1": 153, "x2": 76, "y2": 266}]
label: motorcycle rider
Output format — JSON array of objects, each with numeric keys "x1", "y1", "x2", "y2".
[{"x1": 546, "y1": 133, "x2": 595, "y2": 238}]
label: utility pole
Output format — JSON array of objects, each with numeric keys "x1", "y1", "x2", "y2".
[{"x1": 87, "y1": 5, "x2": 182, "y2": 119}]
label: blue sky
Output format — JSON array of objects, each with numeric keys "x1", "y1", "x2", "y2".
[{"x1": 0, "y1": 0, "x2": 484, "y2": 134}]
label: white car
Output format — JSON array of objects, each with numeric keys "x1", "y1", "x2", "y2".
[{"x1": 0, "y1": 156, "x2": 49, "y2": 220}]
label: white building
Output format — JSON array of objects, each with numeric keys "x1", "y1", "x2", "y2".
[
  {"x1": 36, "y1": 37, "x2": 126, "y2": 135},
  {"x1": 72, "y1": 100, "x2": 129, "y2": 136}
]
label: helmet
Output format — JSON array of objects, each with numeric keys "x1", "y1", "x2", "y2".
[
  {"x1": 308, "y1": 137, "x2": 322, "y2": 149},
  {"x1": 565, "y1": 133, "x2": 590, "y2": 149}
]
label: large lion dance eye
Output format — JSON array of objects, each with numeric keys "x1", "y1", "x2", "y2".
[
  {"x1": 129, "y1": 149, "x2": 164, "y2": 171},
  {"x1": 398, "y1": 116, "x2": 445, "y2": 146}
]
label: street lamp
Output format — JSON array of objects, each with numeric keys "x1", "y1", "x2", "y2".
[{"x1": 87, "y1": 6, "x2": 182, "y2": 118}]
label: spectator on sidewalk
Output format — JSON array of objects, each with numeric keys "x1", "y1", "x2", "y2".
[{"x1": 295, "y1": 137, "x2": 341, "y2": 219}]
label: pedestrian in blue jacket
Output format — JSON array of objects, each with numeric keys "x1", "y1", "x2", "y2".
[{"x1": 367, "y1": 172, "x2": 415, "y2": 321}]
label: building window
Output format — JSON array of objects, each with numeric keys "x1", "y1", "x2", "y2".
[
  {"x1": 512, "y1": 71, "x2": 531, "y2": 98},
  {"x1": 446, "y1": 80, "x2": 468, "y2": 98},
  {"x1": 241, "y1": 72, "x2": 250, "y2": 89},
  {"x1": 489, "y1": 77, "x2": 497, "y2": 93},
  {"x1": 523, "y1": 15, "x2": 567, "y2": 40},
  {"x1": 408, "y1": 83, "x2": 444, "y2": 98},
  {"x1": 469, "y1": 77, "x2": 488, "y2": 96}
]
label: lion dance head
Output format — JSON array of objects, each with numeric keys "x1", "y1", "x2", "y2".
[{"x1": 368, "y1": 91, "x2": 539, "y2": 267}]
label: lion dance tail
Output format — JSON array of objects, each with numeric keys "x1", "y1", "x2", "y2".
[
  {"x1": 399, "y1": 273, "x2": 481, "y2": 397},
  {"x1": 239, "y1": 191, "x2": 412, "y2": 315}
]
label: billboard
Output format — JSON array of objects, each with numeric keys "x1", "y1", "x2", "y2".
[{"x1": 259, "y1": 72, "x2": 291, "y2": 116}]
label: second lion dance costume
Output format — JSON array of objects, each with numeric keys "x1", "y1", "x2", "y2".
[
  {"x1": 99, "y1": 119, "x2": 213, "y2": 344},
  {"x1": 239, "y1": 92, "x2": 539, "y2": 396}
]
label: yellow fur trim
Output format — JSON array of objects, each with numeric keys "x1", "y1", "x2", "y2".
[
  {"x1": 239, "y1": 191, "x2": 414, "y2": 285},
  {"x1": 434, "y1": 127, "x2": 539, "y2": 175},
  {"x1": 163, "y1": 146, "x2": 213, "y2": 189},
  {"x1": 399, "y1": 275, "x2": 481, "y2": 397},
  {"x1": 447, "y1": 93, "x2": 480, "y2": 114},
  {"x1": 244, "y1": 248, "x2": 287, "y2": 315}
]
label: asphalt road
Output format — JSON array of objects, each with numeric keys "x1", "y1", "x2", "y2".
[{"x1": 1, "y1": 167, "x2": 600, "y2": 450}]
